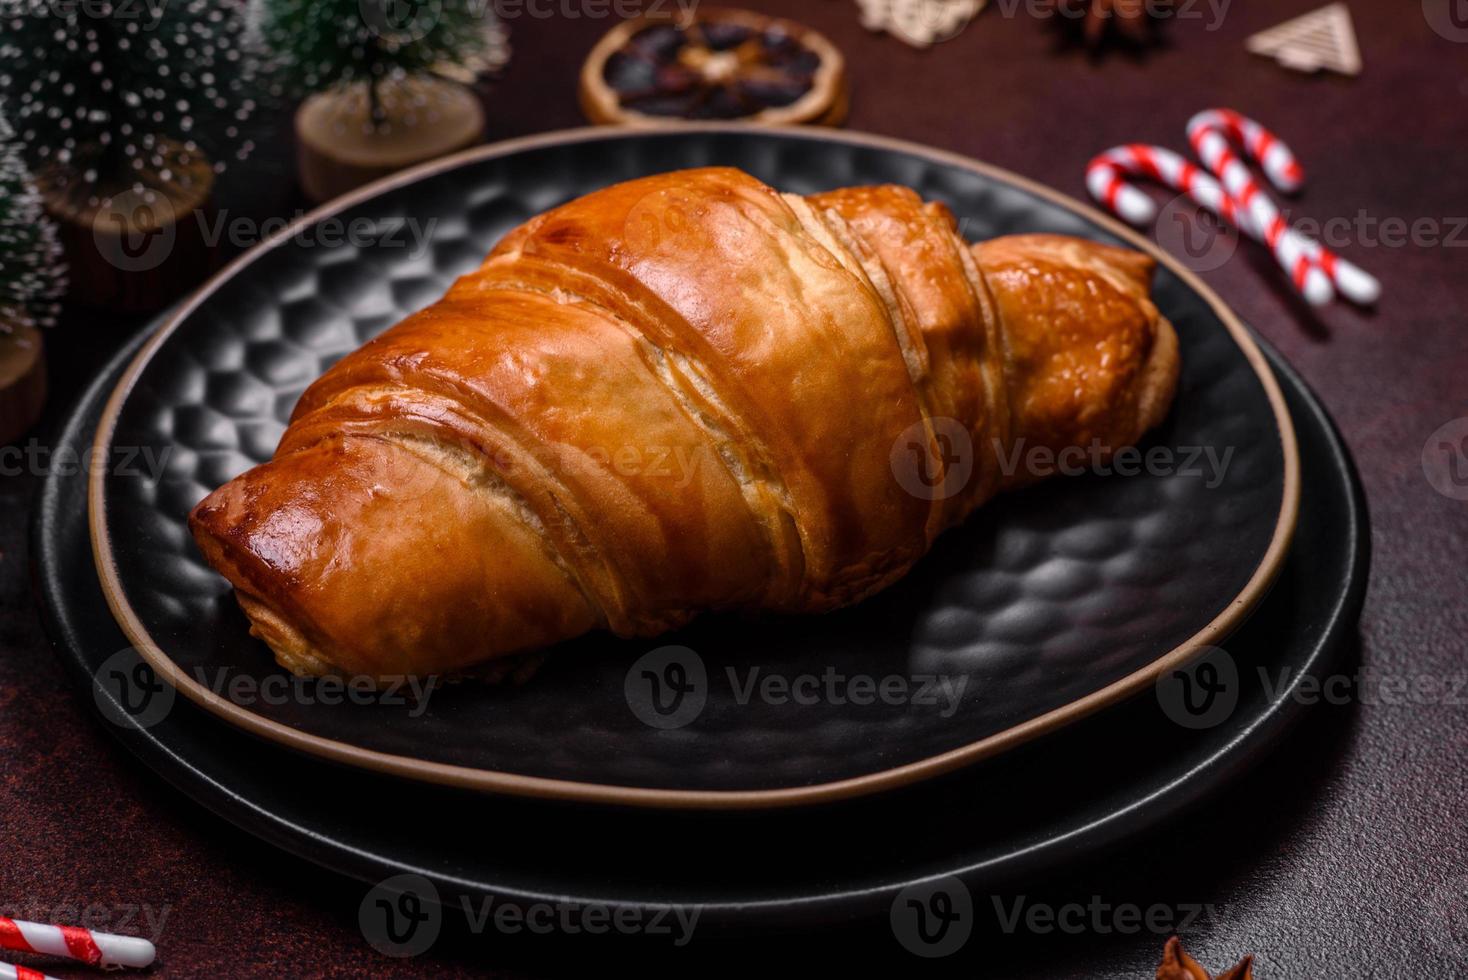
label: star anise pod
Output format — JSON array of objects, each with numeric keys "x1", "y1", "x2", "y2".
[
  {"x1": 1156, "y1": 936, "x2": 1255, "y2": 980},
  {"x1": 1045, "y1": 0, "x2": 1162, "y2": 50}
]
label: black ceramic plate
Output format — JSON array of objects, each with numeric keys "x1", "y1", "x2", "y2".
[
  {"x1": 36, "y1": 319, "x2": 1365, "y2": 928},
  {"x1": 86, "y1": 127, "x2": 1298, "y2": 807}
]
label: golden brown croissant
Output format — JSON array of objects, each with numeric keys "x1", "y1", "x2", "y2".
[{"x1": 189, "y1": 167, "x2": 1179, "y2": 678}]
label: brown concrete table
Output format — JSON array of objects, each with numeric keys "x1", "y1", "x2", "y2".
[{"x1": 2, "y1": 1, "x2": 1463, "y2": 974}]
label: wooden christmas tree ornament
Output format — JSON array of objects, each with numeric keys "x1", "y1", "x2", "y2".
[
  {"x1": 296, "y1": 78, "x2": 485, "y2": 204},
  {"x1": 0, "y1": 323, "x2": 46, "y2": 447},
  {"x1": 1246, "y1": 3, "x2": 1362, "y2": 77},
  {"x1": 857, "y1": 0, "x2": 988, "y2": 49}
]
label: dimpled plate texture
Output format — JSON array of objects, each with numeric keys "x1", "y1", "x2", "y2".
[{"x1": 95, "y1": 129, "x2": 1289, "y2": 795}]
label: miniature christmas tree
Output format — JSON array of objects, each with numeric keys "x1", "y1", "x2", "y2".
[
  {"x1": 0, "y1": 0, "x2": 261, "y2": 208},
  {"x1": 0, "y1": 114, "x2": 66, "y2": 333},
  {"x1": 257, "y1": 0, "x2": 504, "y2": 119},
  {"x1": 256, "y1": 0, "x2": 508, "y2": 201},
  {"x1": 0, "y1": 111, "x2": 64, "y2": 443},
  {"x1": 0, "y1": 0, "x2": 261, "y2": 310}
]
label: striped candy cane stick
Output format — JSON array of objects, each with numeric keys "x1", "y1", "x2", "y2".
[
  {"x1": 1085, "y1": 145, "x2": 1336, "y2": 303},
  {"x1": 1188, "y1": 108, "x2": 1304, "y2": 193},
  {"x1": 1, "y1": 960, "x2": 61, "y2": 980},
  {"x1": 1307, "y1": 247, "x2": 1381, "y2": 305},
  {"x1": 1184, "y1": 124, "x2": 1335, "y2": 305},
  {"x1": 1086, "y1": 147, "x2": 1165, "y2": 226},
  {"x1": 1188, "y1": 112, "x2": 1380, "y2": 305},
  {"x1": 0, "y1": 918, "x2": 155, "y2": 969},
  {"x1": 1087, "y1": 144, "x2": 1246, "y2": 228}
]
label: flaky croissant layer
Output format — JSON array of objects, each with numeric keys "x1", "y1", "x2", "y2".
[{"x1": 190, "y1": 168, "x2": 1178, "y2": 678}]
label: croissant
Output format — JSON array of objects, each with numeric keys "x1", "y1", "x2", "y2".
[{"x1": 190, "y1": 167, "x2": 1179, "y2": 678}]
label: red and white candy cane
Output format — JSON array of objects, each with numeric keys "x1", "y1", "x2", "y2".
[
  {"x1": 1086, "y1": 144, "x2": 1335, "y2": 305},
  {"x1": 0, "y1": 960, "x2": 61, "y2": 980},
  {"x1": 1188, "y1": 108, "x2": 1304, "y2": 193},
  {"x1": 1087, "y1": 144, "x2": 1243, "y2": 227},
  {"x1": 1188, "y1": 110, "x2": 1380, "y2": 305},
  {"x1": 0, "y1": 917, "x2": 155, "y2": 970}
]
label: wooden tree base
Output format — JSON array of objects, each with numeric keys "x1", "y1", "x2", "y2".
[
  {"x1": 37, "y1": 144, "x2": 216, "y2": 315},
  {"x1": 295, "y1": 78, "x2": 486, "y2": 204},
  {"x1": 0, "y1": 323, "x2": 47, "y2": 446}
]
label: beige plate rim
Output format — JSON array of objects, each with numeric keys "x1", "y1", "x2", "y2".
[{"x1": 89, "y1": 123, "x2": 1302, "y2": 811}]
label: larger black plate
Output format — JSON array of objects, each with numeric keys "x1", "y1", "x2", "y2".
[
  {"x1": 87, "y1": 128, "x2": 1298, "y2": 806},
  {"x1": 35, "y1": 313, "x2": 1365, "y2": 929}
]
